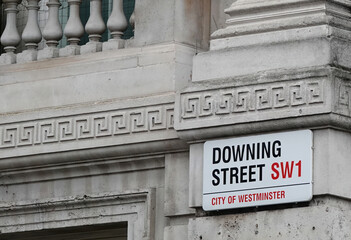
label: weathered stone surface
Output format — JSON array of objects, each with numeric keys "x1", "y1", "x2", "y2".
[
  {"x1": 130, "y1": 0, "x2": 210, "y2": 49},
  {"x1": 189, "y1": 143, "x2": 204, "y2": 208},
  {"x1": 102, "y1": 39, "x2": 125, "y2": 51},
  {"x1": 212, "y1": 0, "x2": 351, "y2": 40},
  {"x1": 0, "y1": 52, "x2": 16, "y2": 65},
  {"x1": 16, "y1": 49, "x2": 38, "y2": 63},
  {"x1": 210, "y1": 0, "x2": 232, "y2": 34},
  {"x1": 175, "y1": 67, "x2": 351, "y2": 141},
  {"x1": 164, "y1": 225, "x2": 188, "y2": 240},
  {"x1": 0, "y1": 154, "x2": 165, "y2": 239},
  {"x1": 193, "y1": 37, "x2": 331, "y2": 81},
  {"x1": 0, "y1": 43, "x2": 195, "y2": 167},
  {"x1": 188, "y1": 196, "x2": 351, "y2": 240},
  {"x1": 0, "y1": 43, "x2": 194, "y2": 114},
  {"x1": 0, "y1": 189, "x2": 156, "y2": 240},
  {"x1": 59, "y1": 45, "x2": 80, "y2": 57},
  {"x1": 0, "y1": 1, "x2": 351, "y2": 240},
  {"x1": 165, "y1": 152, "x2": 195, "y2": 216},
  {"x1": 0, "y1": 94, "x2": 184, "y2": 167},
  {"x1": 80, "y1": 41, "x2": 103, "y2": 54},
  {"x1": 37, "y1": 47, "x2": 59, "y2": 60},
  {"x1": 193, "y1": 0, "x2": 351, "y2": 81},
  {"x1": 313, "y1": 129, "x2": 351, "y2": 199}
]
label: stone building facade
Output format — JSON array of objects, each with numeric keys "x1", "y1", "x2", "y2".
[{"x1": 0, "y1": 0, "x2": 350, "y2": 239}]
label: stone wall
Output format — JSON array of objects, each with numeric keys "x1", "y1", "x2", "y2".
[{"x1": 0, "y1": 0, "x2": 350, "y2": 239}]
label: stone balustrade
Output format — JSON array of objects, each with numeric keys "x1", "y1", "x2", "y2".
[{"x1": 0, "y1": 0, "x2": 132, "y2": 64}]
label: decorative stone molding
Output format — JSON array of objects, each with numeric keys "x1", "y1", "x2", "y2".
[
  {"x1": 211, "y1": 0, "x2": 351, "y2": 40},
  {"x1": 1, "y1": 155, "x2": 165, "y2": 185},
  {"x1": 176, "y1": 74, "x2": 328, "y2": 131},
  {"x1": 0, "y1": 102, "x2": 177, "y2": 162},
  {"x1": 335, "y1": 78, "x2": 351, "y2": 117},
  {"x1": 0, "y1": 189, "x2": 156, "y2": 240},
  {"x1": 175, "y1": 67, "x2": 351, "y2": 140},
  {"x1": 181, "y1": 80, "x2": 324, "y2": 119},
  {"x1": 0, "y1": 92, "x2": 188, "y2": 172},
  {"x1": 0, "y1": 43, "x2": 194, "y2": 169},
  {"x1": 0, "y1": 104, "x2": 174, "y2": 149}
]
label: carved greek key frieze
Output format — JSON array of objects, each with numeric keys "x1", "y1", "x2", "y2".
[
  {"x1": 336, "y1": 79, "x2": 351, "y2": 116},
  {"x1": 181, "y1": 81, "x2": 325, "y2": 120},
  {"x1": 0, "y1": 104, "x2": 174, "y2": 149}
]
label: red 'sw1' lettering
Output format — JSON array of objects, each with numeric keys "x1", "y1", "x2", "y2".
[{"x1": 271, "y1": 160, "x2": 301, "y2": 180}]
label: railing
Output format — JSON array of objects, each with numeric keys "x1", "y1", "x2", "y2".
[{"x1": 0, "y1": 0, "x2": 135, "y2": 65}]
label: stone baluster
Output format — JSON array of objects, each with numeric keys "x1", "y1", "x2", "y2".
[
  {"x1": 60, "y1": 0, "x2": 84, "y2": 57},
  {"x1": 17, "y1": 0, "x2": 42, "y2": 63},
  {"x1": 0, "y1": 0, "x2": 21, "y2": 65},
  {"x1": 81, "y1": 0, "x2": 106, "y2": 54},
  {"x1": 38, "y1": 0, "x2": 63, "y2": 60},
  {"x1": 103, "y1": 0, "x2": 128, "y2": 51}
]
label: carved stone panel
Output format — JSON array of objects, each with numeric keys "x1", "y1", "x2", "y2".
[{"x1": 177, "y1": 78, "x2": 328, "y2": 131}]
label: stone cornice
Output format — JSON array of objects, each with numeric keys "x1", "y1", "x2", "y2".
[
  {"x1": 0, "y1": 94, "x2": 188, "y2": 171},
  {"x1": 2, "y1": 67, "x2": 351, "y2": 169},
  {"x1": 0, "y1": 155, "x2": 165, "y2": 185},
  {"x1": 212, "y1": 0, "x2": 351, "y2": 40},
  {"x1": 0, "y1": 103, "x2": 175, "y2": 150},
  {"x1": 175, "y1": 67, "x2": 351, "y2": 141}
]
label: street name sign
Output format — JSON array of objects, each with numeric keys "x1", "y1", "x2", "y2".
[{"x1": 203, "y1": 130, "x2": 313, "y2": 211}]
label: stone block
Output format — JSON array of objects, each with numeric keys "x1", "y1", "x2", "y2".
[
  {"x1": 0, "y1": 52, "x2": 16, "y2": 65},
  {"x1": 210, "y1": 0, "x2": 233, "y2": 34},
  {"x1": 313, "y1": 129, "x2": 351, "y2": 199},
  {"x1": 192, "y1": 38, "x2": 331, "y2": 82},
  {"x1": 80, "y1": 41, "x2": 103, "y2": 55},
  {"x1": 37, "y1": 47, "x2": 59, "y2": 60},
  {"x1": 130, "y1": 0, "x2": 210, "y2": 49},
  {"x1": 59, "y1": 45, "x2": 80, "y2": 57},
  {"x1": 165, "y1": 152, "x2": 195, "y2": 216},
  {"x1": 0, "y1": 43, "x2": 194, "y2": 114},
  {"x1": 164, "y1": 225, "x2": 188, "y2": 240},
  {"x1": 173, "y1": 0, "x2": 211, "y2": 50},
  {"x1": 138, "y1": 47, "x2": 175, "y2": 67},
  {"x1": 102, "y1": 39, "x2": 125, "y2": 51},
  {"x1": 188, "y1": 196, "x2": 351, "y2": 240},
  {"x1": 16, "y1": 49, "x2": 38, "y2": 64},
  {"x1": 189, "y1": 143, "x2": 204, "y2": 208}
]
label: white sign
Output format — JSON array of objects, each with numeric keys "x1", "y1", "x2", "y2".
[{"x1": 203, "y1": 130, "x2": 313, "y2": 211}]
